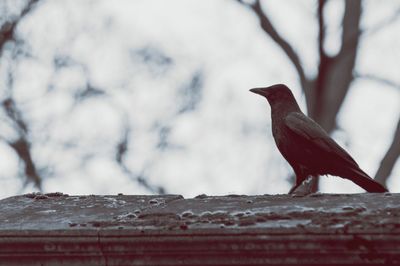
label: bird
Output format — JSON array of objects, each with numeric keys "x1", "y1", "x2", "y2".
[{"x1": 250, "y1": 84, "x2": 388, "y2": 194}]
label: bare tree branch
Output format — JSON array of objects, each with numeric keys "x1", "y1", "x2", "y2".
[
  {"x1": 317, "y1": 0, "x2": 327, "y2": 59},
  {"x1": 2, "y1": 98, "x2": 41, "y2": 189},
  {"x1": 375, "y1": 117, "x2": 400, "y2": 187},
  {"x1": 361, "y1": 6, "x2": 400, "y2": 37},
  {"x1": 8, "y1": 138, "x2": 41, "y2": 188},
  {"x1": 316, "y1": 0, "x2": 362, "y2": 133},
  {"x1": 354, "y1": 72, "x2": 400, "y2": 90},
  {"x1": 236, "y1": 0, "x2": 309, "y2": 91},
  {"x1": 2, "y1": 98, "x2": 28, "y2": 135},
  {"x1": 339, "y1": 5, "x2": 400, "y2": 53},
  {"x1": 353, "y1": 73, "x2": 400, "y2": 188},
  {"x1": 0, "y1": 0, "x2": 40, "y2": 56},
  {"x1": 0, "y1": 0, "x2": 42, "y2": 189},
  {"x1": 311, "y1": 0, "x2": 329, "y2": 119},
  {"x1": 115, "y1": 126, "x2": 166, "y2": 194}
]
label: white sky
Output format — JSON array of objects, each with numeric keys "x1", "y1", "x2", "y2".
[{"x1": 0, "y1": 0, "x2": 399, "y2": 198}]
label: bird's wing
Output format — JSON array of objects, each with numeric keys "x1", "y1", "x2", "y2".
[{"x1": 284, "y1": 112, "x2": 358, "y2": 166}]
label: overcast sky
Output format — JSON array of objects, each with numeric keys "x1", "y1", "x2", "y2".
[{"x1": 0, "y1": 0, "x2": 399, "y2": 198}]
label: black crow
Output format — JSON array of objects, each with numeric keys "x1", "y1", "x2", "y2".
[{"x1": 250, "y1": 84, "x2": 387, "y2": 193}]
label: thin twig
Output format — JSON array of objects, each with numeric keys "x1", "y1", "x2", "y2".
[
  {"x1": 236, "y1": 0, "x2": 308, "y2": 91},
  {"x1": 361, "y1": 6, "x2": 400, "y2": 37},
  {"x1": 374, "y1": 118, "x2": 400, "y2": 187},
  {"x1": 115, "y1": 126, "x2": 166, "y2": 194},
  {"x1": 354, "y1": 73, "x2": 400, "y2": 90}
]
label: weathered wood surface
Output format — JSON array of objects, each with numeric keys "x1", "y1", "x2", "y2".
[{"x1": 1, "y1": 192, "x2": 400, "y2": 265}]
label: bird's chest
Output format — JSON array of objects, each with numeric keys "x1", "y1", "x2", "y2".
[
  {"x1": 271, "y1": 118, "x2": 312, "y2": 168},
  {"x1": 271, "y1": 119, "x2": 291, "y2": 154}
]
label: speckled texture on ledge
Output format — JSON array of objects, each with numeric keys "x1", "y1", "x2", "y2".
[
  {"x1": 1, "y1": 192, "x2": 400, "y2": 232},
  {"x1": 0, "y1": 193, "x2": 400, "y2": 265}
]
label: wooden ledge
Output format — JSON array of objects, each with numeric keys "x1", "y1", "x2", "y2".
[{"x1": 0, "y1": 193, "x2": 399, "y2": 265}]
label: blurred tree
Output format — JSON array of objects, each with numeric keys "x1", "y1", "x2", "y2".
[
  {"x1": 237, "y1": 0, "x2": 400, "y2": 192},
  {"x1": 0, "y1": 0, "x2": 41, "y2": 189},
  {"x1": 0, "y1": 0, "x2": 398, "y2": 196},
  {"x1": 0, "y1": 0, "x2": 169, "y2": 194}
]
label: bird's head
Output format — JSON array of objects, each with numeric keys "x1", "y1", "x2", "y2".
[
  {"x1": 250, "y1": 84, "x2": 300, "y2": 112},
  {"x1": 249, "y1": 84, "x2": 292, "y2": 102}
]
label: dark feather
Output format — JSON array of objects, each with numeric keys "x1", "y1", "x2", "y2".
[{"x1": 284, "y1": 112, "x2": 357, "y2": 167}]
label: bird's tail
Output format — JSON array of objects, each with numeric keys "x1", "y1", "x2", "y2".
[{"x1": 348, "y1": 168, "x2": 388, "y2": 193}]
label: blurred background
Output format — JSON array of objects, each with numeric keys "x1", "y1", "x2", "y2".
[{"x1": 0, "y1": 0, "x2": 399, "y2": 199}]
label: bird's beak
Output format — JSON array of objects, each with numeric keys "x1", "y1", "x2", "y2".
[{"x1": 250, "y1": 88, "x2": 268, "y2": 96}]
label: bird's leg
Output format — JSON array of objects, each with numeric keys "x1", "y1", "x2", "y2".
[
  {"x1": 289, "y1": 168, "x2": 308, "y2": 195},
  {"x1": 289, "y1": 175, "x2": 316, "y2": 196},
  {"x1": 288, "y1": 176, "x2": 304, "y2": 194},
  {"x1": 289, "y1": 183, "x2": 299, "y2": 194}
]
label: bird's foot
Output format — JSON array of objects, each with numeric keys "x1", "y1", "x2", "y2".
[
  {"x1": 307, "y1": 192, "x2": 324, "y2": 197},
  {"x1": 290, "y1": 190, "x2": 312, "y2": 197},
  {"x1": 289, "y1": 175, "x2": 318, "y2": 196},
  {"x1": 291, "y1": 193, "x2": 307, "y2": 198}
]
